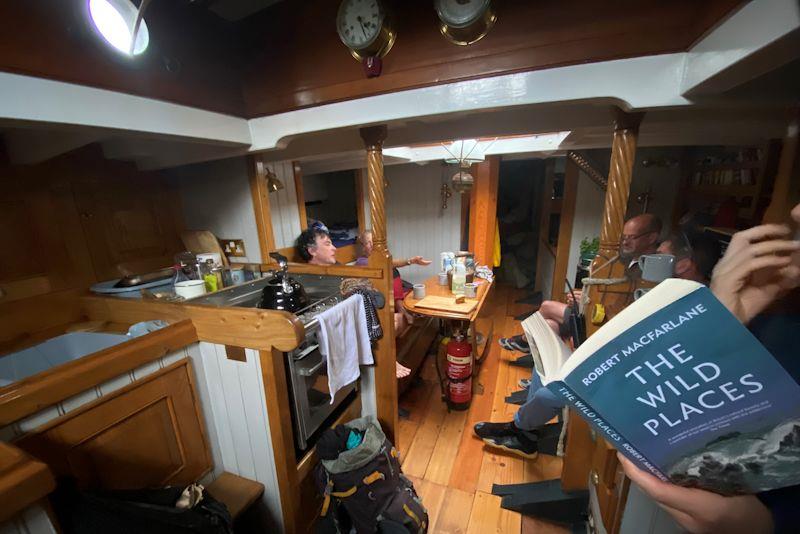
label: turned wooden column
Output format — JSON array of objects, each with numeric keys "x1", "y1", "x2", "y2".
[
  {"x1": 359, "y1": 125, "x2": 397, "y2": 443},
  {"x1": 561, "y1": 108, "x2": 644, "y2": 534},
  {"x1": 763, "y1": 109, "x2": 800, "y2": 224}
]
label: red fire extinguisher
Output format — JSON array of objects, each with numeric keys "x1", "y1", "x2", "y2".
[{"x1": 445, "y1": 332, "x2": 472, "y2": 411}]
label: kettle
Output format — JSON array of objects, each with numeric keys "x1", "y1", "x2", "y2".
[{"x1": 258, "y1": 252, "x2": 310, "y2": 312}]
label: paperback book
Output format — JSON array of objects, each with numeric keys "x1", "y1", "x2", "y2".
[{"x1": 522, "y1": 279, "x2": 800, "y2": 495}]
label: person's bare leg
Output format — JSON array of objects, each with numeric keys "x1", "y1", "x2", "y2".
[
  {"x1": 394, "y1": 312, "x2": 409, "y2": 337},
  {"x1": 539, "y1": 300, "x2": 568, "y2": 335}
]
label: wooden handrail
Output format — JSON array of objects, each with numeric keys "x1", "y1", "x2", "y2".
[
  {"x1": 0, "y1": 320, "x2": 197, "y2": 426},
  {"x1": 0, "y1": 441, "x2": 56, "y2": 523},
  {"x1": 280, "y1": 262, "x2": 384, "y2": 280}
]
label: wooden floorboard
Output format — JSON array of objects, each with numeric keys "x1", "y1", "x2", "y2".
[{"x1": 399, "y1": 284, "x2": 573, "y2": 534}]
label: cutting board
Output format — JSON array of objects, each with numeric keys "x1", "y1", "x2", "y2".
[
  {"x1": 181, "y1": 230, "x2": 230, "y2": 266},
  {"x1": 413, "y1": 295, "x2": 478, "y2": 314}
]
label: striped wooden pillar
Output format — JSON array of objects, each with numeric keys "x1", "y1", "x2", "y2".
[{"x1": 359, "y1": 125, "x2": 398, "y2": 443}]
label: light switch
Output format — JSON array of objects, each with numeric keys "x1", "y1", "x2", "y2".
[{"x1": 222, "y1": 239, "x2": 247, "y2": 257}]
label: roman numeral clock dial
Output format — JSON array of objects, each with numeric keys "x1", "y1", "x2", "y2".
[{"x1": 336, "y1": 0, "x2": 396, "y2": 77}]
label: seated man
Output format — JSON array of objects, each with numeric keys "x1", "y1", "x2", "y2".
[
  {"x1": 499, "y1": 213, "x2": 663, "y2": 354},
  {"x1": 296, "y1": 226, "x2": 337, "y2": 265},
  {"x1": 475, "y1": 221, "x2": 725, "y2": 460}
]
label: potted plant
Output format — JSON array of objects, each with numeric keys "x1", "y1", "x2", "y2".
[{"x1": 579, "y1": 236, "x2": 599, "y2": 269}]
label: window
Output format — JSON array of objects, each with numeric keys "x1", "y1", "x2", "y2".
[{"x1": 88, "y1": 0, "x2": 149, "y2": 56}]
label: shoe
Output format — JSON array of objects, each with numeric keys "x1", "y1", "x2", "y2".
[
  {"x1": 498, "y1": 335, "x2": 530, "y2": 354},
  {"x1": 484, "y1": 433, "x2": 539, "y2": 459},
  {"x1": 518, "y1": 378, "x2": 531, "y2": 389},
  {"x1": 474, "y1": 420, "x2": 519, "y2": 441},
  {"x1": 509, "y1": 354, "x2": 534, "y2": 368}
]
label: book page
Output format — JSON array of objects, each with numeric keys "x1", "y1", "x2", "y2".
[
  {"x1": 521, "y1": 312, "x2": 572, "y2": 383},
  {"x1": 556, "y1": 279, "x2": 702, "y2": 381}
]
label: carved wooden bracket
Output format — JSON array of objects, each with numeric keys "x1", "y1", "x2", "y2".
[{"x1": 568, "y1": 151, "x2": 608, "y2": 191}]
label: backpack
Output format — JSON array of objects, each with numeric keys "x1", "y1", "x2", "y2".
[{"x1": 317, "y1": 417, "x2": 428, "y2": 534}]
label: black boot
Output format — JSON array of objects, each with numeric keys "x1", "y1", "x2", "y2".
[{"x1": 473, "y1": 420, "x2": 539, "y2": 459}]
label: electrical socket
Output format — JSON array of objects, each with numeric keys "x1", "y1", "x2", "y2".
[{"x1": 222, "y1": 239, "x2": 247, "y2": 257}]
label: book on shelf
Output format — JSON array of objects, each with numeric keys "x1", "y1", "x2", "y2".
[{"x1": 522, "y1": 279, "x2": 800, "y2": 495}]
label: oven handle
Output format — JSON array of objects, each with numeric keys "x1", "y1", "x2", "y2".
[
  {"x1": 297, "y1": 358, "x2": 325, "y2": 377},
  {"x1": 293, "y1": 343, "x2": 319, "y2": 361}
]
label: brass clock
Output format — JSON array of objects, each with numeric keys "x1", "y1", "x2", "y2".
[
  {"x1": 435, "y1": 0, "x2": 496, "y2": 46},
  {"x1": 336, "y1": 0, "x2": 396, "y2": 61}
]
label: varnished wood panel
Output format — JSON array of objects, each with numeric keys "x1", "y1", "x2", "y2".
[
  {"x1": 468, "y1": 157, "x2": 500, "y2": 267},
  {"x1": 16, "y1": 361, "x2": 213, "y2": 491},
  {"x1": 550, "y1": 161, "x2": 580, "y2": 301},
  {"x1": 0, "y1": 1, "x2": 245, "y2": 115},
  {"x1": 0, "y1": 442, "x2": 56, "y2": 523},
  {"x1": 240, "y1": 0, "x2": 743, "y2": 116},
  {"x1": 0, "y1": 320, "x2": 197, "y2": 426}
]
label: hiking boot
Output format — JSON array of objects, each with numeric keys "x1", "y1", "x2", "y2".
[
  {"x1": 484, "y1": 432, "x2": 539, "y2": 459},
  {"x1": 498, "y1": 335, "x2": 530, "y2": 354}
]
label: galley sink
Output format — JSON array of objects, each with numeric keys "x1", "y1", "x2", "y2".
[{"x1": 0, "y1": 332, "x2": 131, "y2": 386}]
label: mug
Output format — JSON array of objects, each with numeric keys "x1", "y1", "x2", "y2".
[
  {"x1": 464, "y1": 283, "x2": 477, "y2": 298},
  {"x1": 174, "y1": 280, "x2": 206, "y2": 299},
  {"x1": 438, "y1": 272, "x2": 449, "y2": 285},
  {"x1": 413, "y1": 284, "x2": 426, "y2": 299},
  {"x1": 637, "y1": 254, "x2": 675, "y2": 282},
  {"x1": 634, "y1": 288, "x2": 650, "y2": 300}
]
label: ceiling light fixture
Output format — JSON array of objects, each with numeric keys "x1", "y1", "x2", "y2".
[{"x1": 88, "y1": 0, "x2": 150, "y2": 56}]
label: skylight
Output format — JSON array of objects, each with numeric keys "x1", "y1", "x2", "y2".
[
  {"x1": 89, "y1": 0, "x2": 149, "y2": 56},
  {"x1": 383, "y1": 132, "x2": 572, "y2": 164}
]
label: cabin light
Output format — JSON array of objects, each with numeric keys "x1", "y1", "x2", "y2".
[
  {"x1": 451, "y1": 170, "x2": 474, "y2": 193},
  {"x1": 266, "y1": 169, "x2": 285, "y2": 193},
  {"x1": 88, "y1": 0, "x2": 150, "y2": 56}
]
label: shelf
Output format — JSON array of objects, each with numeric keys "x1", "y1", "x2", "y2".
[
  {"x1": 690, "y1": 184, "x2": 758, "y2": 196},
  {"x1": 692, "y1": 162, "x2": 761, "y2": 171}
]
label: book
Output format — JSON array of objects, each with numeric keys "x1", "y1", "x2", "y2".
[{"x1": 522, "y1": 279, "x2": 800, "y2": 495}]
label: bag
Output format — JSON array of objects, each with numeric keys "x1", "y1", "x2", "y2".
[
  {"x1": 52, "y1": 478, "x2": 233, "y2": 534},
  {"x1": 317, "y1": 417, "x2": 428, "y2": 534}
]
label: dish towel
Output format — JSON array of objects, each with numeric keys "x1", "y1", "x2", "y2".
[{"x1": 316, "y1": 294, "x2": 374, "y2": 403}]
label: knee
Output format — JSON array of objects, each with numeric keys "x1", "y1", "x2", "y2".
[
  {"x1": 540, "y1": 300, "x2": 565, "y2": 321},
  {"x1": 545, "y1": 319, "x2": 559, "y2": 333}
]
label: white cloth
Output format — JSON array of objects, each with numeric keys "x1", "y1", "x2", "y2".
[{"x1": 316, "y1": 294, "x2": 374, "y2": 403}]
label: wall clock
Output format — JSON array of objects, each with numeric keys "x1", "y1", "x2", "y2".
[
  {"x1": 434, "y1": 0, "x2": 496, "y2": 46},
  {"x1": 336, "y1": 0, "x2": 396, "y2": 64}
]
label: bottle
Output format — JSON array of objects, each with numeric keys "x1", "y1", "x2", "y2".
[
  {"x1": 451, "y1": 263, "x2": 466, "y2": 295},
  {"x1": 201, "y1": 259, "x2": 219, "y2": 293},
  {"x1": 172, "y1": 264, "x2": 190, "y2": 286}
]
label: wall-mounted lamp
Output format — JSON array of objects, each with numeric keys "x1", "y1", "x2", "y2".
[{"x1": 266, "y1": 168, "x2": 284, "y2": 193}]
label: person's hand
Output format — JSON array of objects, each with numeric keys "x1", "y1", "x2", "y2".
[
  {"x1": 409, "y1": 256, "x2": 432, "y2": 266},
  {"x1": 618, "y1": 454, "x2": 773, "y2": 534},
  {"x1": 566, "y1": 289, "x2": 582, "y2": 305},
  {"x1": 710, "y1": 220, "x2": 800, "y2": 324}
]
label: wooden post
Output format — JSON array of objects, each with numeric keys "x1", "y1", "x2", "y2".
[
  {"x1": 248, "y1": 154, "x2": 277, "y2": 264},
  {"x1": 763, "y1": 109, "x2": 800, "y2": 224},
  {"x1": 560, "y1": 108, "x2": 644, "y2": 533},
  {"x1": 467, "y1": 156, "x2": 500, "y2": 266},
  {"x1": 359, "y1": 125, "x2": 398, "y2": 443}
]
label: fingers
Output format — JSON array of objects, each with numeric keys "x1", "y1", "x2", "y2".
[
  {"x1": 729, "y1": 224, "x2": 791, "y2": 249},
  {"x1": 792, "y1": 202, "x2": 800, "y2": 224}
]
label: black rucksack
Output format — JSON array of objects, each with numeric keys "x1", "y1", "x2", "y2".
[{"x1": 317, "y1": 417, "x2": 428, "y2": 534}]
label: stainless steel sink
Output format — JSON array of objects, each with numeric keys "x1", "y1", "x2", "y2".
[{"x1": 188, "y1": 272, "x2": 344, "y2": 309}]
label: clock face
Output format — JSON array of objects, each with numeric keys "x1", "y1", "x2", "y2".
[
  {"x1": 337, "y1": 0, "x2": 384, "y2": 50},
  {"x1": 435, "y1": 0, "x2": 491, "y2": 28}
]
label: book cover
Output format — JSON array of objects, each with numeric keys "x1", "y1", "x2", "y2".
[{"x1": 544, "y1": 280, "x2": 800, "y2": 495}]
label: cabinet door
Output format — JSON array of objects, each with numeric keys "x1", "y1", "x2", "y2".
[
  {"x1": 0, "y1": 170, "x2": 93, "y2": 302},
  {"x1": 72, "y1": 173, "x2": 183, "y2": 281}
]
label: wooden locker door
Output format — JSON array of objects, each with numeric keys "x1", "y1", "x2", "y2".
[{"x1": 72, "y1": 173, "x2": 183, "y2": 281}]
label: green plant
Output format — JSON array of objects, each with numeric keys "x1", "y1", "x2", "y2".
[{"x1": 580, "y1": 236, "x2": 600, "y2": 257}]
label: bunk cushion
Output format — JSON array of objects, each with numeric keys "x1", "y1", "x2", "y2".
[{"x1": 206, "y1": 472, "x2": 264, "y2": 520}]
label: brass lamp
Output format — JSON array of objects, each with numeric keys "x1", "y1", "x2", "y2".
[{"x1": 266, "y1": 168, "x2": 284, "y2": 193}]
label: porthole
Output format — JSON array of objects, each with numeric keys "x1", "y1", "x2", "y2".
[{"x1": 88, "y1": 0, "x2": 149, "y2": 56}]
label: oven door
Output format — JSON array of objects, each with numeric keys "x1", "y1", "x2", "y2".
[{"x1": 287, "y1": 339, "x2": 356, "y2": 449}]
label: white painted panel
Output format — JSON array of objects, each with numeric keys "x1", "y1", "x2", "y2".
[
  {"x1": 18, "y1": 406, "x2": 60, "y2": 433},
  {"x1": 269, "y1": 160, "x2": 302, "y2": 249},
  {"x1": 20, "y1": 505, "x2": 58, "y2": 534},
  {"x1": 132, "y1": 359, "x2": 162, "y2": 381},
  {"x1": 61, "y1": 388, "x2": 101, "y2": 414},
  {"x1": 385, "y1": 163, "x2": 462, "y2": 285},
  {"x1": 186, "y1": 343, "x2": 224, "y2": 477},
  {"x1": 563, "y1": 170, "x2": 606, "y2": 294},
  {"x1": 198, "y1": 342, "x2": 239, "y2": 473},
  {"x1": 360, "y1": 169, "x2": 372, "y2": 229},
  {"x1": 171, "y1": 157, "x2": 263, "y2": 263},
  {"x1": 216, "y1": 344, "x2": 258, "y2": 479},
  {"x1": 98, "y1": 373, "x2": 133, "y2": 397}
]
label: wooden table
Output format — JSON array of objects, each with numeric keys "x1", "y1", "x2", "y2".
[{"x1": 404, "y1": 275, "x2": 494, "y2": 363}]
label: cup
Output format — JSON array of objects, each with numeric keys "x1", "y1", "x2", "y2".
[
  {"x1": 637, "y1": 254, "x2": 675, "y2": 282},
  {"x1": 438, "y1": 272, "x2": 448, "y2": 285},
  {"x1": 634, "y1": 288, "x2": 650, "y2": 300},
  {"x1": 413, "y1": 284, "x2": 426, "y2": 299},
  {"x1": 174, "y1": 279, "x2": 206, "y2": 300},
  {"x1": 464, "y1": 282, "x2": 477, "y2": 298}
]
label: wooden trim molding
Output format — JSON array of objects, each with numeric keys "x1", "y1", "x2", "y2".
[
  {"x1": 763, "y1": 109, "x2": 799, "y2": 224},
  {"x1": 550, "y1": 160, "x2": 580, "y2": 301},
  {"x1": 468, "y1": 156, "x2": 500, "y2": 267},
  {"x1": 249, "y1": 154, "x2": 277, "y2": 264},
  {"x1": 0, "y1": 442, "x2": 56, "y2": 523},
  {"x1": 293, "y1": 161, "x2": 308, "y2": 231},
  {"x1": 0, "y1": 320, "x2": 197, "y2": 426},
  {"x1": 355, "y1": 168, "x2": 367, "y2": 233},
  {"x1": 81, "y1": 295, "x2": 305, "y2": 352}
]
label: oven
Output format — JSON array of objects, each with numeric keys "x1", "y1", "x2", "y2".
[{"x1": 285, "y1": 299, "x2": 357, "y2": 450}]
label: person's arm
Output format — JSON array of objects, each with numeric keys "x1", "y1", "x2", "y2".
[
  {"x1": 618, "y1": 455, "x2": 773, "y2": 534},
  {"x1": 392, "y1": 256, "x2": 432, "y2": 268}
]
